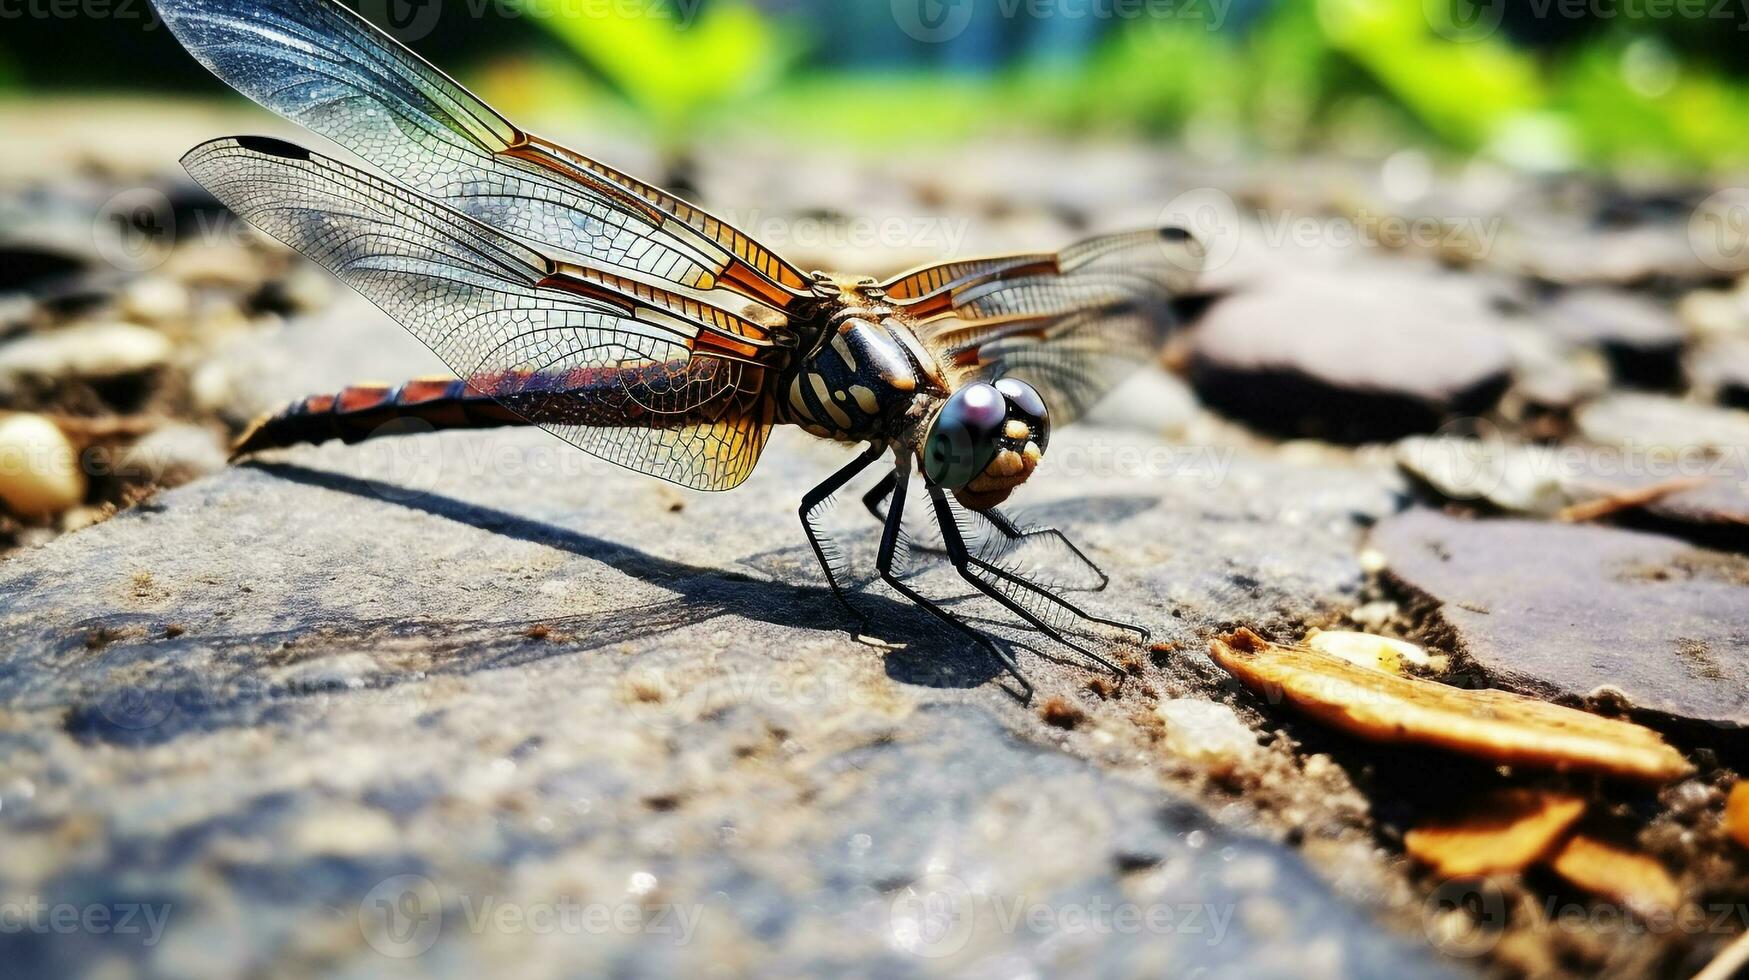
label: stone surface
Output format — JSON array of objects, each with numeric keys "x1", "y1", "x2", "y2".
[
  {"x1": 1498, "y1": 324, "x2": 1610, "y2": 415},
  {"x1": 1576, "y1": 393, "x2": 1749, "y2": 454},
  {"x1": 1692, "y1": 336, "x2": 1749, "y2": 411},
  {"x1": 1541, "y1": 289, "x2": 1686, "y2": 389},
  {"x1": 10, "y1": 103, "x2": 1749, "y2": 976},
  {"x1": 1373, "y1": 508, "x2": 1749, "y2": 727},
  {"x1": 0, "y1": 409, "x2": 1447, "y2": 975},
  {"x1": 1186, "y1": 269, "x2": 1513, "y2": 442},
  {"x1": 1396, "y1": 436, "x2": 1749, "y2": 550}
]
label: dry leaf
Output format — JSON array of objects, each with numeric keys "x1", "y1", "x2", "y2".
[
  {"x1": 1405, "y1": 790, "x2": 1587, "y2": 878},
  {"x1": 1209, "y1": 629, "x2": 1692, "y2": 783},
  {"x1": 1726, "y1": 782, "x2": 1749, "y2": 851},
  {"x1": 1549, "y1": 835, "x2": 1681, "y2": 916}
]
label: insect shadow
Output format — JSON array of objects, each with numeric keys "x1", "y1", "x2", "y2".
[
  {"x1": 54, "y1": 458, "x2": 1035, "y2": 742},
  {"x1": 256, "y1": 461, "x2": 1033, "y2": 680},
  {"x1": 255, "y1": 464, "x2": 1163, "y2": 700},
  {"x1": 40, "y1": 468, "x2": 1160, "y2": 746}
]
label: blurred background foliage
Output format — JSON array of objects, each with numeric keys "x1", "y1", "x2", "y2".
[{"x1": 4, "y1": 0, "x2": 1749, "y2": 172}]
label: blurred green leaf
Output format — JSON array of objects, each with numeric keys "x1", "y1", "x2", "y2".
[
  {"x1": 510, "y1": 0, "x2": 794, "y2": 139},
  {"x1": 1553, "y1": 35, "x2": 1749, "y2": 170},
  {"x1": 1317, "y1": 0, "x2": 1543, "y2": 152}
]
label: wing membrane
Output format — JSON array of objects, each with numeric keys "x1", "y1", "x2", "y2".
[
  {"x1": 151, "y1": 0, "x2": 808, "y2": 313},
  {"x1": 894, "y1": 228, "x2": 1204, "y2": 424},
  {"x1": 186, "y1": 136, "x2": 771, "y2": 490}
]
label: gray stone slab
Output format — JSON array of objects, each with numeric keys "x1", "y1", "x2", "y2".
[
  {"x1": 1186, "y1": 269, "x2": 1512, "y2": 442},
  {"x1": 0, "y1": 414, "x2": 1451, "y2": 977},
  {"x1": 1373, "y1": 508, "x2": 1749, "y2": 727}
]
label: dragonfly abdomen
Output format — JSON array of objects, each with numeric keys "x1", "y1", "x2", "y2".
[{"x1": 231, "y1": 363, "x2": 730, "y2": 458}]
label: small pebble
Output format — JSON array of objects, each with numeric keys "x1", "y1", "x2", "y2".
[
  {"x1": 1155, "y1": 699, "x2": 1258, "y2": 776},
  {"x1": 0, "y1": 413, "x2": 85, "y2": 518},
  {"x1": 1678, "y1": 288, "x2": 1749, "y2": 339},
  {"x1": 276, "y1": 262, "x2": 336, "y2": 313},
  {"x1": 163, "y1": 243, "x2": 265, "y2": 288},
  {"x1": 0, "y1": 321, "x2": 171, "y2": 380},
  {"x1": 1347, "y1": 601, "x2": 1398, "y2": 629},
  {"x1": 120, "y1": 276, "x2": 192, "y2": 324},
  {"x1": 289, "y1": 806, "x2": 399, "y2": 856},
  {"x1": 1305, "y1": 629, "x2": 1431, "y2": 674}
]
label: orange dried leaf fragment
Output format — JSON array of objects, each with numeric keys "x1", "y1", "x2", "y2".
[
  {"x1": 1549, "y1": 835, "x2": 1681, "y2": 916},
  {"x1": 1208, "y1": 629, "x2": 1692, "y2": 783},
  {"x1": 1405, "y1": 790, "x2": 1588, "y2": 878},
  {"x1": 1726, "y1": 782, "x2": 1749, "y2": 851}
]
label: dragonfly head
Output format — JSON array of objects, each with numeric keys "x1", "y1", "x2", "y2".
[{"x1": 920, "y1": 378, "x2": 1051, "y2": 511}]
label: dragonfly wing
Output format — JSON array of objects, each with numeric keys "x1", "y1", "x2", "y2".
[
  {"x1": 898, "y1": 229, "x2": 1204, "y2": 424},
  {"x1": 186, "y1": 136, "x2": 773, "y2": 491},
  {"x1": 151, "y1": 0, "x2": 808, "y2": 311}
]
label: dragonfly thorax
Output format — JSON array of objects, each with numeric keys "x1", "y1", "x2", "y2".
[{"x1": 779, "y1": 306, "x2": 947, "y2": 443}]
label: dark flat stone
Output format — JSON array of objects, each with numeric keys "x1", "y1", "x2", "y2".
[
  {"x1": 1692, "y1": 337, "x2": 1749, "y2": 411},
  {"x1": 1541, "y1": 289, "x2": 1686, "y2": 389},
  {"x1": 1187, "y1": 271, "x2": 1512, "y2": 442},
  {"x1": 1373, "y1": 508, "x2": 1749, "y2": 728}
]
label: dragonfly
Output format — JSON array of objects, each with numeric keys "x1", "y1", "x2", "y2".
[{"x1": 153, "y1": 0, "x2": 1204, "y2": 701}]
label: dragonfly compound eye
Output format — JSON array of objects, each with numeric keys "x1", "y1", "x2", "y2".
[
  {"x1": 923, "y1": 383, "x2": 1006, "y2": 488},
  {"x1": 994, "y1": 377, "x2": 1049, "y2": 452}
]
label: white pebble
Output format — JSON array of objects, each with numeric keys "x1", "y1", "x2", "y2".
[
  {"x1": 1305, "y1": 629, "x2": 1431, "y2": 673},
  {"x1": 121, "y1": 276, "x2": 192, "y2": 324},
  {"x1": 1155, "y1": 699, "x2": 1257, "y2": 775},
  {"x1": 0, "y1": 321, "x2": 171, "y2": 380},
  {"x1": 0, "y1": 413, "x2": 85, "y2": 518},
  {"x1": 1347, "y1": 601, "x2": 1398, "y2": 628}
]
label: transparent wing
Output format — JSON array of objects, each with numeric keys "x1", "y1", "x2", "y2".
[
  {"x1": 186, "y1": 136, "x2": 773, "y2": 491},
  {"x1": 151, "y1": 0, "x2": 809, "y2": 313},
  {"x1": 891, "y1": 229, "x2": 1204, "y2": 424}
]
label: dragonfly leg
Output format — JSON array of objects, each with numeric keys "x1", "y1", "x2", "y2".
[
  {"x1": 865, "y1": 484, "x2": 1107, "y2": 594},
  {"x1": 927, "y1": 486, "x2": 1131, "y2": 679},
  {"x1": 861, "y1": 469, "x2": 897, "y2": 524},
  {"x1": 982, "y1": 507, "x2": 1111, "y2": 592},
  {"x1": 877, "y1": 469, "x2": 1034, "y2": 704},
  {"x1": 799, "y1": 442, "x2": 888, "y2": 629},
  {"x1": 965, "y1": 555, "x2": 1149, "y2": 644}
]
